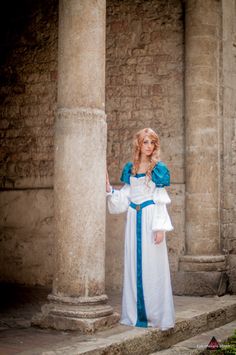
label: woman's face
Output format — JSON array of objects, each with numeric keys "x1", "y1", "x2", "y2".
[{"x1": 140, "y1": 135, "x2": 155, "y2": 157}]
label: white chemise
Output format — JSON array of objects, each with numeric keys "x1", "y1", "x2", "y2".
[{"x1": 107, "y1": 175, "x2": 175, "y2": 330}]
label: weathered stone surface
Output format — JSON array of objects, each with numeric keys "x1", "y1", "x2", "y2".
[
  {"x1": 184, "y1": 0, "x2": 221, "y2": 256},
  {"x1": 228, "y1": 255, "x2": 236, "y2": 294},
  {"x1": 105, "y1": 0, "x2": 185, "y2": 291},
  {"x1": 172, "y1": 271, "x2": 228, "y2": 296},
  {"x1": 152, "y1": 321, "x2": 236, "y2": 355},
  {"x1": 0, "y1": 0, "x2": 57, "y2": 188},
  {"x1": 179, "y1": 255, "x2": 226, "y2": 272},
  {"x1": 36, "y1": 313, "x2": 120, "y2": 334},
  {"x1": 1, "y1": 285, "x2": 236, "y2": 354},
  {"x1": 30, "y1": 294, "x2": 236, "y2": 353},
  {"x1": 35, "y1": 0, "x2": 118, "y2": 332},
  {"x1": 0, "y1": 0, "x2": 235, "y2": 300},
  {"x1": 176, "y1": 0, "x2": 236, "y2": 295},
  {"x1": 53, "y1": 109, "x2": 107, "y2": 297},
  {"x1": 32, "y1": 304, "x2": 120, "y2": 333},
  {"x1": 106, "y1": 0, "x2": 184, "y2": 183},
  {"x1": 0, "y1": 190, "x2": 54, "y2": 285},
  {"x1": 221, "y1": 0, "x2": 236, "y2": 293},
  {"x1": 57, "y1": 2, "x2": 105, "y2": 109}
]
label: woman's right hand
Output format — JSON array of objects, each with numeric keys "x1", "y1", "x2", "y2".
[
  {"x1": 154, "y1": 231, "x2": 165, "y2": 244},
  {"x1": 106, "y1": 170, "x2": 112, "y2": 193}
]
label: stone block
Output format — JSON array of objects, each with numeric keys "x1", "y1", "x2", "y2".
[
  {"x1": 0, "y1": 189, "x2": 54, "y2": 285},
  {"x1": 173, "y1": 271, "x2": 228, "y2": 296},
  {"x1": 32, "y1": 306, "x2": 120, "y2": 333}
]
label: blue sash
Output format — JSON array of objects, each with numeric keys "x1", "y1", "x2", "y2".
[{"x1": 129, "y1": 200, "x2": 155, "y2": 327}]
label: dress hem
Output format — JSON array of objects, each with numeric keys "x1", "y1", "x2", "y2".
[{"x1": 120, "y1": 319, "x2": 175, "y2": 331}]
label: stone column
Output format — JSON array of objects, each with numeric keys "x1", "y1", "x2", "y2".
[
  {"x1": 32, "y1": 0, "x2": 119, "y2": 332},
  {"x1": 178, "y1": 0, "x2": 227, "y2": 295}
]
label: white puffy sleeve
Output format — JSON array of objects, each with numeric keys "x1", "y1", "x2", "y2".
[
  {"x1": 106, "y1": 184, "x2": 131, "y2": 214},
  {"x1": 152, "y1": 187, "x2": 174, "y2": 232}
]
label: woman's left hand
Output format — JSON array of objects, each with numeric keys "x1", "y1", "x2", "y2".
[
  {"x1": 106, "y1": 170, "x2": 112, "y2": 193},
  {"x1": 154, "y1": 231, "x2": 165, "y2": 244}
]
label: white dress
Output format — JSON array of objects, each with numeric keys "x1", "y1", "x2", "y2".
[{"x1": 107, "y1": 161, "x2": 175, "y2": 331}]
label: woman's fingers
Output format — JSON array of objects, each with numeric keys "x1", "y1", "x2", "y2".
[
  {"x1": 106, "y1": 170, "x2": 110, "y2": 184},
  {"x1": 154, "y1": 232, "x2": 164, "y2": 244}
]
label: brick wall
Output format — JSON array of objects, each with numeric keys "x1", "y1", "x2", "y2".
[
  {"x1": 0, "y1": 0, "x2": 58, "y2": 189},
  {"x1": 106, "y1": 0, "x2": 184, "y2": 183},
  {"x1": 1, "y1": 0, "x2": 235, "y2": 294},
  {"x1": 0, "y1": 0, "x2": 57, "y2": 285},
  {"x1": 0, "y1": 0, "x2": 185, "y2": 289}
]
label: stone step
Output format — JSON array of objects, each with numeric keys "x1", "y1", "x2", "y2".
[
  {"x1": 151, "y1": 320, "x2": 236, "y2": 354},
  {"x1": 17, "y1": 294, "x2": 236, "y2": 354}
]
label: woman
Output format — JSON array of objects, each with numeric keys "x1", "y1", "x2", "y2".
[{"x1": 106, "y1": 128, "x2": 175, "y2": 331}]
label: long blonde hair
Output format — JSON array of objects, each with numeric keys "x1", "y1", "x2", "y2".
[{"x1": 132, "y1": 128, "x2": 160, "y2": 179}]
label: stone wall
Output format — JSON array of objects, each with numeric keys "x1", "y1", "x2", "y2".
[
  {"x1": 0, "y1": 190, "x2": 54, "y2": 285},
  {"x1": 221, "y1": 0, "x2": 236, "y2": 292},
  {"x1": 0, "y1": 0, "x2": 185, "y2": 290},
  {"x1": 0, "y1": 0, "x2": 235, "y2": 294},
  {"x1": 0, "y1": 0, "x2": 57, "y2": 285},
  {"x1": 0, "y1": 0, "x2": 57, "y2": 189},
  {"x1": 105, "y1": 0, "x2": 185, "y2": 291}
]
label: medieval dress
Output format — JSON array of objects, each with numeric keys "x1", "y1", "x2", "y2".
[{"x1": 106, "y1": 161, "x2": 175, "y2": 330}]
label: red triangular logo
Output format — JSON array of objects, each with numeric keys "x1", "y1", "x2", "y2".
[{"x1": 207, "y1": 336, "x2": 221, "y2": 350}]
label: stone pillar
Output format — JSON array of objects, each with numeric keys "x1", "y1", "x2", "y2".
[
  {"x1": 178, "y1": 0, "x2": 227, "y2": 295},
  {"x1": 32, "y1": 0, "x2": 119, "y2": 332}
]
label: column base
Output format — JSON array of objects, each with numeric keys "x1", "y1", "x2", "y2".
[
  {"x1": 31, "y1": 293, "x2": 120, "y2": 333},
  {"x1": 179, "y1": 255, "x2": 226, "y2": 272},
  {"x1": 173, "y1": 255, "x2": 229, "y2": 296}
]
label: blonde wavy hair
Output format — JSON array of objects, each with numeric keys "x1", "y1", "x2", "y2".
[{"x1": 131, "y1": 128, "x2": 160, "y2": 179}]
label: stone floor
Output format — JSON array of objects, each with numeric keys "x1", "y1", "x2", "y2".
[{"x1": 0, "y1": 284, "x2": 236, "y2": 354}]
